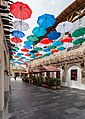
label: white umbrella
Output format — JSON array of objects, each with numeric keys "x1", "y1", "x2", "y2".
[
  {"x1": 56, "y1": 21, "x2": 73, "y2": 33},
  {"x1": 13, "y1": 20, "x2": 29, "y2": 31}
]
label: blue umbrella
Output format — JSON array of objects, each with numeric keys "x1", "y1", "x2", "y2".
[
  {"x1": 32, "y1": 26, "x2": 46, "y2": 37},
  {"x1": 30, "y1": 55, "x2": 36, "y2": 58},
  {"x1": 52, "y1": 40, "x2": 63, "y2": 47},
  {"x1": 43, "y1": 48, "x2": 50, "y2": 52},
  {"x1": 23, "y1": 45, "x2": 32, "y2": 49},
  {"x1": 48, "y1": 31, "x2": 61, "y2": 40},
  {"x1": 37, "y1": 13, "x2": 56, "y2": 28},
  {"x1": 47, "y1": 52, "x2": 53, "y2": 55},
  {"x1": 12, "y1": 30, "x2": 25, "y2": 38},
  {"x1": 30, "y1": 50, "x2": 38, "y2": 54},
  {"x1": 57, "y1": 46, "x2": 65, "y2": 51},
  {"x1": 24, "y1": 40, "x2": 34, "y2": 45},
  {"x1": 10, "y1": 50, "x2": 18, "y2": 52},
  {"x1": 17, "y1": 53, "x2": 23, "y2": 56}
]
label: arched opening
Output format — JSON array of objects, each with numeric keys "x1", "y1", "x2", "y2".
[{"x1": 66, "y1": 65, "x2": 82, "y2": 89}]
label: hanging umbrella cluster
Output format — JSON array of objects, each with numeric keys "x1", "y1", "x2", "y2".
[
  {"x1": 72, "y1": 27, "x2": 85, "y2": 45},
  {"x1": 10, "y1": 1, "x2": 32, "y2": 46},
  {"x1": 10, "y1": 2, "x2": 85, "y2": 67}
]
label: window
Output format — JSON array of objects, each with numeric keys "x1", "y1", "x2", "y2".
[{"x1": 71, "y1": 69, "x2": 77, "y2": 81}]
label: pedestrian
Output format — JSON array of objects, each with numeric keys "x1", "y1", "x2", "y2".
[{"x1": 14, "y1": 74, "x2": 17, "y2": 80}]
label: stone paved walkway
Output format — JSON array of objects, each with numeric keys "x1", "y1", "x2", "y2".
[{"x1": 8, "y1": 80, "x2": 85, "y2": 119}]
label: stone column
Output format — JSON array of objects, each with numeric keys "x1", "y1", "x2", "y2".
[
  {"x1": 0, "y1": 19, "x2": 5, "y2": 119},
  {"x1": 4, "y1": 73, "x2": 9, "y2": 108},
  {"x1": 0, "y1": 49, "x2": 4, "y2": 118}
]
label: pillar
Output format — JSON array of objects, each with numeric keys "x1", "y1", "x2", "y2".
[
  {"x1": 0, "y1": 49, "x2": 4, "y2": 118},
  {"x1": 0, "y1": 18, "x2": 5, "y2": 119}
]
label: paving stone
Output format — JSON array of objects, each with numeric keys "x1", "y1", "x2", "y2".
[
  {"x1": 65, "y1": 108, "x2": 80, "y2": 114},
  {"x1": 74, "y1": 101, "x2": 85, "y2": 106}
]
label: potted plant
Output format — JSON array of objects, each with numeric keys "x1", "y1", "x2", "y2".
[
  {"x1": 57, "y1": 78, "x2": 61, "y2": 89},
  {"x1": 50, "y1": 78, "x2": 57, "y2": 90}
]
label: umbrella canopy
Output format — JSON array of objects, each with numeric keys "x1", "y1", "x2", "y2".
[
  {"x1": 36, "y1": 53, "x2": 42, "y2": 57},
  {"x1": 61, "y1": 37, "x2": 73, "y2": 42},
  {"x1": 40, "y1": 38, "x2": 52, "y2": 44},
  {"x1": 21, "y1": 48, "x2": 29, "y2": 52},
  {"x1": 12, "y1": 30, "x2": 25, "y2": 38},
  {"x1": 13, "y1": 20, "x2": 29, "y2": 31},
  {"x1": 32, "y1": 26, "x2": 46, "y2": 37},
  {"x1": 34, "y1": 47, "x2": 42, "y2": 51},
  {"x1": 37, "y1": 13, "x2": 56, "y2": 28},
  {"x1": 48, "y1": 31, "x2": 61, "y2": 40},
  {"x1": 30, "y1": 55, "x2": 36, "y2": 59},
  {"x1": 72, "y1": 27, "x2": 85, "y2": 37},
  {"x1": 10, "y1": 37, "x2": 22, "y2": 43},
  {"x1": 23, "y1": 45, "x2": 32, "y2": 49},
  {"x1": 27, "y1": 35, "x2": 39, "y2": 42},
  {"x1": 30, "y1": 50, "x2": 38, "y2": 54},
  {"x1": 72, "y1": 38, "x2": 85, "y2": 45},
  {"x1": 57, "y1": 46, "x2": 65, "y2": 51},
  {"x1": 13, "y1": 46, "x2": 19, "y2": 50},
  {"x1": 10, "y1": 2, "x2": 32, "y2": 20},
  {"x1": 51, "y1": 49, "x2": 59, "y2": 53},
  {"x1": 56, "y1": 21, "x2": 73, "y2": 33},
  {"x1": 25, "y1": 54, "x2": 31, "y2": 56},
  {"x1": 11, "y1": 52, "x2": 16, "y2": 54},
  {"x1": 48, "y1": 45, "x2": 56, "y2": 49},
  {"x1": 24, "y1": 40, "x2": 34, "y2": 45},
  {"x1": 16, "y1": 53, "x2": 23, "y2": 56},
  {"x1": 43, "y1": 48, "x2": 50, "y2": 52},
  {"x1": 52, "y1": 40, "x2": 63, "y2": 47}
]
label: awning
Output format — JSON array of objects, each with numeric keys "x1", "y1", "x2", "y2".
[
  {"x1": 42, "y1": 66, "x2": 59, "y2": 72},
  {"x1": 32, "y1": 69, "x2": 42, "y2": 73}
]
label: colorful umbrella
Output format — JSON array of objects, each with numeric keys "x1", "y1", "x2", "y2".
[
  {"x1": 10, "y1": 2, "x2": 32, "y2": 20},
  {"x1": 24, "y1": 40, "x2": 34, "y2": 45},
  {"x1": 48, "y1": 45, "x2": 56, "y2": 49},
  {"x1": 12, "y1": 30, "x2": 25, "y2": 38},
  {"x1": 17, "y1": 53, "x2": 23, "y2": 56},
  {"x1": 61, "y1": 37, "x2": 73, "y2": 42},
  {"x1": 72, "y1": 27, "x2": 85, "y2": 37},
  {"x1": 13, "y1": 20, "x2": 29, "y2": 31},
  {"x1": 56, "y1": 21, "x2": 73, "y2": 33},
  {"x1": 37, "y1": 13, "x2": 56, "y2": 28},
  {"x1": 34, "y1": 47, "x2": 42, "y2": 51},
  {"x1": 14, "y1": 56, "x2": 19, "y2": 58},
  {"x1": 23, "y1": 45, "x2": 32, "y2": 49},
  {"x1": 57, "y1": 46, "x2": 65, "y2": 51},
  {"x1": 30, "y1": 50, "x2": 37, "y2": 54},
  {"x1": 43, "y1": 48, "x2": 50, "y2": 52},
  {"x1": 32, "y1": 26, "x2": 46, "y2": 37},
  {"x1": 52, "y1": 40, "x2": 63, "y2": 47},
  {"x1": 27, "y1": 35, "x2": 39, "y2": 42},
  {"x1": 30, "y1": 55, "x2": 36, "y2": 58},
  {"x1": 40, "y1": 38, "x2": 52, "y2": 44},
  {"x1": 13, "y1": 46, "x2": 19, "y2": 50},
  {"x1": 36, "y1": 53, "x2": 42, "y2": 57},
  {"x1": 10, "y1": 37, "x2": 22, "y2": 43},
  {"x1": 72, "y1": 38, "x2": 85, "y2": 45},
  {"x1": 21, "y1": 48, "x2": 29, "y2": 52},
  {"x1": 48, "y1": 31, "x2": 61, "y2": 40},
  {"x1": 51, "y1": 49, "x2": 59, "y2": 53},
  {"x1": 25, "y1": 54, "x2": 31, "y2": 56}
]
